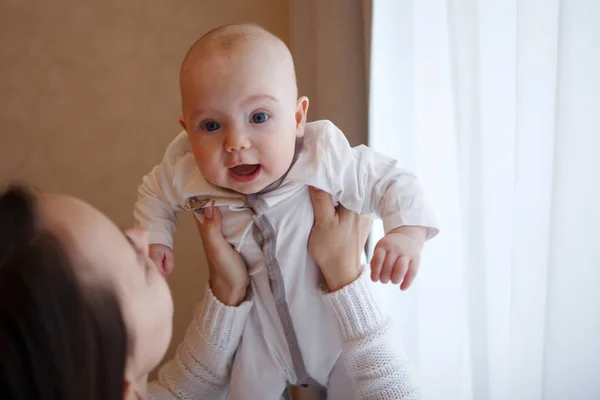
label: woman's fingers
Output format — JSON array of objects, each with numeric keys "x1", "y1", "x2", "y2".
[
  {"x1": 356, "y1": 214, "x2": 373, "y2": 248},
  {"x1": 309, "y1": 187, "x2": 336, "y2": 228},
  {"x1": 196, "y1": 207, "x2": 222, "y2": 240},
  {"x1": 370, "y1": 247, "x2": 386, "y2": 282},
  {"x1": 192, "y1": 206, "x2": 250, "y2": 306}
]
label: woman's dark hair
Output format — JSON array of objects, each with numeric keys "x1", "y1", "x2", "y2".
[{"x1": 0, "y1": 185, "x2": 128, "y2": 400}]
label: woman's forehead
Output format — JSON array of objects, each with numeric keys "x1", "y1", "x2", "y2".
[
  {"x1": 39, "y1": 194, "x2": 129, "y2": 277},
  {"x1": 40, "y1": 194, "x2": 106, "y2": 231}
]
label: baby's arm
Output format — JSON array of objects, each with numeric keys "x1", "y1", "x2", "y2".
[
  {"x1": 134, "y1": 133, "x2": 189, "y2": 275},
  {"x1": 317, "y1": 121, "x2": 438, "y2": 289}
]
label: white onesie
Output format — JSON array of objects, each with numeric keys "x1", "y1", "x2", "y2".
[{"x1": 134, "y1": 120, "x2": 438, "y2": 399}]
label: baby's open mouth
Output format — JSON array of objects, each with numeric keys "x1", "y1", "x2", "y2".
[
  {"x1": 230, "y1": 164, "x2": 260, "y2": 176},
  {"x1": 229, "y1": 164, "x2": 261, "y2": 182}
]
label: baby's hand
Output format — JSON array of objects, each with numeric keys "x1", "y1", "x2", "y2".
[
  {"x1": 370, "y1": 226, "x2": 427, "y2": 290},
  {"x1": 149, "y1": 243, "x2": 174, "y2": 277}
]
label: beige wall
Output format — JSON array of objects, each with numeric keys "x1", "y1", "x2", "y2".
[{"x1": 0, "y1": 0, "x2": 366, "y2": 380}]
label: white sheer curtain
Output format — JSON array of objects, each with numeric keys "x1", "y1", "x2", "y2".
[{"x1": 367, "y1": 0, "x2": 600, "y2": 399}]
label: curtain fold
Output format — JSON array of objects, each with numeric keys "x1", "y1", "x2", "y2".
[{"x1": 367, "y1": 0, "x2": 600, "y2": 398}]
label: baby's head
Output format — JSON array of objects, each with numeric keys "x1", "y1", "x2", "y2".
[{"x1": 179, "y1": 24, "x2": 309, "y2": 195}]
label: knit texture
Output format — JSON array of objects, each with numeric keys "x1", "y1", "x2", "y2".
[
  {"x1": 324, "y1": 269, "x2": 421, "y2": 399},
  {"x1": 147, "y1": 286, "x2": 252, "y2": 400},
  {"x1": 148, "y1": 272, "x2": 420, "y2": 399}
]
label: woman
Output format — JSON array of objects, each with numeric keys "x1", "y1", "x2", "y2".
[
  {"x1": 0, "y1": 186, "x2": 173, "y2": 400},
  {"x1": 0, "y1": 185, "x2": 418, "y2": 399}
]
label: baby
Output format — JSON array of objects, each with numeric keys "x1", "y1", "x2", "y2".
[{"x1": 135, "y1": 24, "x2": 438, "y2": 398}]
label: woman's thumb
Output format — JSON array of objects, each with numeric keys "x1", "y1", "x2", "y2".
[
  {"x1": 196, "y1": 207, "x2": 222, "y2": 236},
  {"x1": 207, "y1": 206, "x2": 222, "y2": 229},
  {"x1": 309, "y1": 187, "x2": 335, "y2": 226}
]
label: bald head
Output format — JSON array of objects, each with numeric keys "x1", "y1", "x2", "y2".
[
  {"x1": 176, "y1": 23, "x2": 310, "y2": 191},
  {"x1": 179, "y1": 24, "x2": 298, "y2": 101}
]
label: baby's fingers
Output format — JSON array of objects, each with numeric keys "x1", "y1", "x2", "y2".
[
  {"x1": 149, "y1": 247, "x2": 164, "y2": 264},
  {"x1": 400, "y1": 258, "x2": 420, "y2": 290},
  {"x1": 149, "y1": 251, "x2": 167, "y2": 276},
  {"x1": 391, "y1": 255, "x2": 410, "y2": 285},
  {"x1": 163, "y1": 248, "x2": 175, "y2": 277},
  {"x1": 379, "y1": 253, "x2": 397, "y2": 284}
]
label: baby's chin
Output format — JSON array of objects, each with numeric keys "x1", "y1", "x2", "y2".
[
  {"x1": 228, "y1": 180, "x2": 274, "y2": 196},
  {"x1": 206, "y1": 177, "x2": 267, "y2": 196},
  {"x1": 223, "y1": 174, "x2": 285, "y2": 196}
]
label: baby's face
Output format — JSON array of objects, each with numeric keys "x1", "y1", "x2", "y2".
[{"x1": 180, "y1": 43, "x2": 307, "y2": 195}]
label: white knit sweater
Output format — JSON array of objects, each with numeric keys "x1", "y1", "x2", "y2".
[{"x1": 148, "y1": 269, "x2": 420, "y2": 400}]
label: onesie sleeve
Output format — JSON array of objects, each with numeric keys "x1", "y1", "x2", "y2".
[
  {"x1": 133, "y1": 131, "x2": 190, "y2": 248},
  {"x1": 316, "y1": 121, "x2": 438, "y2": 238}
]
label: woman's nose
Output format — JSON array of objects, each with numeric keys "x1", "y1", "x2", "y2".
[{"x1": 124, "y1": 228, "x2": 149, "y2": 257}]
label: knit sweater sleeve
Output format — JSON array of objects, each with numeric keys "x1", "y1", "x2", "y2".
[
  {"x1": 324, "y1": 269, "x2": 421, "y2": 400},
  {"x1": 147, "y1": 286, "x2": 252, "y2": 400}
]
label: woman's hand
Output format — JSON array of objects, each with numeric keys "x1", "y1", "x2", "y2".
[
  {"x1": 308, "y1": 187, "x2": 373, "y2": 292},
  {"x1": 195, "y1": 207, "x2": 249, "y2": 306}
]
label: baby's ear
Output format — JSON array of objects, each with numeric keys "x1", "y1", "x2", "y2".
[
  {"x1": 178, "y1": 116, "x2": 187, "y2": 130},
  {"x1": 295, "y1": 96, "x2": 310, "y2": 136}
]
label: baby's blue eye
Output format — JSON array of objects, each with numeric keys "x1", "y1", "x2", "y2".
[
  {"x1": 251, "y1": 112, "x2": 269, "y2": 124},
  {"x1": 201, "y1": 121, "x2": 221, "y2": 132}
]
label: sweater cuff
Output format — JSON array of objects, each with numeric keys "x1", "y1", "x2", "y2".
[
  {"x1": 323, "y1": 268, "x2": 389, "y2": 341},
  {"x1": 196, "y1": 284, "x2": 253, "y2": 351}
]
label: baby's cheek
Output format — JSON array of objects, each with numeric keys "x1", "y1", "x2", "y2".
[
  {"x1": 199, "y1": 164, "x2": 224, "y2": 185},
  {"x1": 268, "y1": 145, "x2": 295, "y2": 175}
]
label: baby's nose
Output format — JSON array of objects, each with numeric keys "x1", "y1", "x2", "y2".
[{"x1": 225, "y1": 131, "x2": 250, "y2": 152}]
